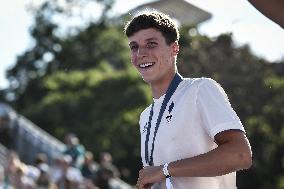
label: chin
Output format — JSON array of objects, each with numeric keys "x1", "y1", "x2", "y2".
[
  {"x1": 141, "y1": 76, "x2": 153, "y2": 84},
  {"x1": 142, "y1": 77, "x2": 151, "y2": 83}
]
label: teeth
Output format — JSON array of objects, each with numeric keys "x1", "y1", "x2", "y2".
[{"x1": 139, "y1": 62, "x2": 154, "y2": 68}]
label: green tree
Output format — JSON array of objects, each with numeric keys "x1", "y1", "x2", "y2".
[
  {"x1": 6, "y1": 0, "x2": 129, "y2": 110},
  {"x1": 239, "y1": 75, "x2": 284, "y2": 189}
]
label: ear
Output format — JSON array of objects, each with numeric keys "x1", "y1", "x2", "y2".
[{"x1": 171, "y1": 41, "x2": 179, "y2": 56}]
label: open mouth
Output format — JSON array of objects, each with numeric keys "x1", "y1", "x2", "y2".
[{"x1": 139, "y1": 62, "x2": 155, "y2": 68}]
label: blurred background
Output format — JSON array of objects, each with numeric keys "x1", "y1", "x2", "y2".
[{"x1": 0, "y1": 0, "x2": 283, "y2": 188}]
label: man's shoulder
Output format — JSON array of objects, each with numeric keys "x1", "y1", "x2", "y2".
[
  {"x1": 179, "y1": 77, "x2": 213, "y2": 90},
  {"x1": 140, "y1": 104, "x2": 152, "y2": 119},
  {"x1": 182, "y1": 77, "x2": 220, "y2": 90},
  {"x1": 183, "y1": 77, "x2": 215, "y2": 84}
]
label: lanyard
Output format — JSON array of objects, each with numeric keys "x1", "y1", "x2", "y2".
[{"x1": 145, "y1": 73, "x2": 183, "y2": 166}]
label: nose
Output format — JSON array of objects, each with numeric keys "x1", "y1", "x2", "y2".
[{"x1": 137, "y1": 46, "x2": 148, "y2": 58}]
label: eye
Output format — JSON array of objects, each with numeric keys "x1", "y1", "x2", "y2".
[
  {"x1": 146, "y1": 42, "x2": 157, "y2": 49},
  {"x1": 130, "y1": 44, "x2": 139, "y2": 52}
]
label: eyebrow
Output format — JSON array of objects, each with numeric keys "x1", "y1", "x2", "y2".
[
  {"x1": 129, "y1": 41, "x2": 137, "y2": 46},
  {"x1": 145, "y1": 37, "x2": 158, "y2": 42},
  {"x1": 129, "y1": 37, "x2": 158, "y2": 46}
]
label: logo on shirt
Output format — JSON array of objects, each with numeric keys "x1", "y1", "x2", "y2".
[
  {"x1": 142, "y1": 122, "x2": 148, "y2": 133},
  {"x1": 166, "y1": 101, "x2": 175, "y2": 123}
]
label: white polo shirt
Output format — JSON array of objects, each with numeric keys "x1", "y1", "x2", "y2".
[{"x1": 139, "y1": 78, "x2": 245, "y2": 189}]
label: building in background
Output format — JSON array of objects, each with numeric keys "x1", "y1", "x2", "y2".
[{"x1": 124, "y1": 0, "x2": 212, "y2": 26}]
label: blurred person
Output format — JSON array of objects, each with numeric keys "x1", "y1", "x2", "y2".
[
  {"x1": 56, "y1": 155, "x2": 83, "y2": 189},
  {"x1": 34, "y1": 153, "x2": 48, "y2": 166},
  {"x1": 63, "y1": 133, "x2": 86, "y2": 168},
  {"x1": 80, "y1": 178, "x2": 99, "y2": 189},
  {"x1": 34, "y1": 152, "x2": 52, "y2": 187},
  {"x1": 0, "y1": 165, "x2": 13, "y2": 189},
  {"x1": 4, "y1": 150, "x2": 40, "y2": 188},
  {"x1": 12, "y1": 164, "x2": 36, "y2": 189},
  {"x1": 49, "y1": 155, "x2": 64, "y2": 185},
  {"x1": 81, "y1": 151, "x2": 99, "y2": 179},
  {"x1": 95, "y1": 166, "x2": 132, "y2": 189},
  {"x1": 4, "y1": 150, "x2": 22, "y2": 185},
  {"x1": 36, "y1": 163, "x2": 50, "y2": 188},
  {"x1": 124, "y1": 11, "x2": 252, "y2": 189},
  {"x1": 99, "y1": 152, "x2": 120, "y2": 178},
  {"x1": 36, "y1": 163, "x2": 58, "y2": 189},
  {"x1": 24, "y1": 163, "x2": 40, "y2": 182}
]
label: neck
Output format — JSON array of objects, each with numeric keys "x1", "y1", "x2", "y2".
[{"x1": 150, "y1": 71, "x2": 177, "y2": 99}]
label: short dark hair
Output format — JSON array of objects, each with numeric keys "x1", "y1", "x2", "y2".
[{"x1": 124, "y1": 11, "x2": 180, "y2": 45}]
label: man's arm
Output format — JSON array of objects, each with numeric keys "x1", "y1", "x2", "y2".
[
  {"x1": 137, "y1": 130, "x2": 252, "y2": 189},
  {"x1": 168, "y1": 130, "x2": 252, "y2": 177},
  {"x1": 248, "y1": 0, "x2": 284, "y2": 28}
]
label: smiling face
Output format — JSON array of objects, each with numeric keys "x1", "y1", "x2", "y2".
[{"x1": 128, "y1": 28, "x2": 179, "y2": 85}]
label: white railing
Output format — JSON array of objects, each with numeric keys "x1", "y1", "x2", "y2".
[
  {"x1": 0, "y1": 143, "x2": 7, "y2": 166},
  {"x1": 0, "y1": 103, "x2": 66, "y2": 164}
]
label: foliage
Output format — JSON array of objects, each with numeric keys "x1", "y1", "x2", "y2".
[{"x1": 6, "y1": 0, "x2": 130, "y2": 110}]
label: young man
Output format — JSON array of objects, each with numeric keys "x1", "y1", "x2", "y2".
[{"x1": 124, "y1": 11, "x2": 252, "y2": 189}]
